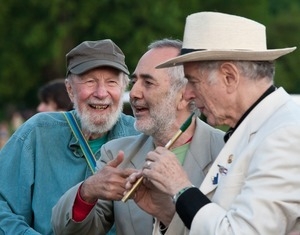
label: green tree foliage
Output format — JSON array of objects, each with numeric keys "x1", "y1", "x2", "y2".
[{"x1": 0, "y1": 0, "x2": 299, "y2": 120}]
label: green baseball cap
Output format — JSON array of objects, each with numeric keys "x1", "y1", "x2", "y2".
[{"x1": 66, "y1": 39, "x2": 129, "y2": 75}]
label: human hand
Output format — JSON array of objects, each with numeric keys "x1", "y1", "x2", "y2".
[
  {"x1": 143, "y1": 146, "x2": 192, "y2": 196},
  {"x1": 125, "y1": 171, "x2": 175, "y2": 225},
  {"x1": 80, "y1": 151, "x2": 137, "y2": 203}
]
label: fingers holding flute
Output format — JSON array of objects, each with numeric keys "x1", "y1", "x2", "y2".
[{"x1": 125, "y1": 146, "x2": 192, "y2": 199}]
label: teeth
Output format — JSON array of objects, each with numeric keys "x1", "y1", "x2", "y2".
[{"x1": 92, "y1": 105, "x2": 108, "y2": 110}]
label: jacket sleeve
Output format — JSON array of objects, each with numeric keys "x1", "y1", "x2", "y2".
[
  {"x1": 0, "y1": 133, "x2": 41, "y2": 235},
  {"x1": 152, "y1": 214, "x2": 190, "y2": 235},
  {"x1": 52, "y1": 182, "x2": 114, "y2": 235}
]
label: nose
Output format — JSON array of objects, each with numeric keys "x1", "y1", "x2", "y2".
[
  {"x1": 93, "y1": 83, "x2": 109, "y2": 98},
  {"x1": 183, "y1": 83, "x2": 196, "y2": 102},
  {"x1": 129, "y1": 80, "x2": 143, "y2": 100}
]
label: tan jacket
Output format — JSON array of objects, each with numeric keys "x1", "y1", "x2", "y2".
[{"x1": 51, "y1": 118, "x2": 224, "y2": 235}]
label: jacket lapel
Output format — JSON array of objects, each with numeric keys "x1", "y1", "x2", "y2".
[
  {"x1": 200, "y1": 143, "x2": 234, "y2": 194},
  {"x1": 183, "y1": 118, "x2": 222, "y2": 186},
  {"x1": 130, "y1": 135, "x2": 155, "y2": 169}
]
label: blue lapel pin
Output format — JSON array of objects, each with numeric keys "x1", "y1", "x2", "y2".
[{"x1": 212, "y1": 173, "x2": 219, "y2": 185}]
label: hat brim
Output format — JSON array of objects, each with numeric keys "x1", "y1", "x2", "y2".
[
  {"x1": 69, "y1": 59, "x2": 129, "y2": 75},
  {"x1": 156, "y1": 47, "x2": 297, "y2": 68}
]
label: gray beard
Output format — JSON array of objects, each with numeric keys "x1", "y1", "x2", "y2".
[
  {"x1": 134, "y1": 94, "x2": 177, "y2": 137},
  {"x1": 74, "y1": 101, "x2": 124, "y2": 135}
]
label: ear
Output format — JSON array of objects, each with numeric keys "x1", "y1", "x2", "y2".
[
  {"x1": 65, "y1": 79, "x2": 75, "y2": 102},
  {"x1": 219, "y1": 62, "x2": 240, "y2": 93},
  {"x1": 177, "y1": 87, "x2": 190, "y2": 111}
]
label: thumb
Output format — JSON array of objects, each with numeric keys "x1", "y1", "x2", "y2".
[{"x1": 107, "y1": 151, "x2": 124, "y2": 168}]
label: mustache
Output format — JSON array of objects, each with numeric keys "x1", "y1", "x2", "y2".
[
  {"x1": 87, "y1": 98, "x2": 112, "y2": 106},
  {"x1": 130, "y1": 99, "x2": 148, "y2": 108}
]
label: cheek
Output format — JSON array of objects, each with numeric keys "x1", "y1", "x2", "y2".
[
  {"x1": 72, "y1": 87, "x2": 91, "y2": 102},
  {"x1": 194, "y1": 83, "x2": 209, "y2": 98},
  {"x1": 78, "y1": 90, "x2": 89, "y2": 99},
  {"x1": 109, "y1": 88, "x2": 123, "y2": 104},
  {"x1": 205, "y1": 89, "x2": 225, "y2": 113}
]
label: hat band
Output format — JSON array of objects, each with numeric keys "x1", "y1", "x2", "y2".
[{"x1": 180, "y1": 48, "x2": 205, "y2": 55}]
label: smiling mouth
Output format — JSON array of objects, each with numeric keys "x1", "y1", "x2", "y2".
[{"x1": 90, "y1": 104, "x2": 109, "y2": 110}]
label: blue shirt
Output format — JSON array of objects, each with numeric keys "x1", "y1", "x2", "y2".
[{"x1": 0, "y1": 110, "x2": 139, "y2": 235}]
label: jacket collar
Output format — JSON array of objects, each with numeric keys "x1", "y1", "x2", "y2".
[{"x1": 224, "y1": 85, "x2": 276, "y2": 142}]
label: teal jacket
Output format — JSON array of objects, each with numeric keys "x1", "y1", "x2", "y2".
[{"x1": 0, "y1": 110, "x2": 139, "y2": 235}]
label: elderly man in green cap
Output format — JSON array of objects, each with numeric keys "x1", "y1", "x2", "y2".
[{"x1": 0, "y1": 39, "x2": 139, "y2": 235}]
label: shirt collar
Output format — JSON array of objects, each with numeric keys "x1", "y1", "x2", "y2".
[{"x1": 224, "y1": 85, "x2": 276, "y2": 142}]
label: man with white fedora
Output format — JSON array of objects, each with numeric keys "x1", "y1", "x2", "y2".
[{"x1": 125, "y1": 12, "x2": 300, "y2": 234}]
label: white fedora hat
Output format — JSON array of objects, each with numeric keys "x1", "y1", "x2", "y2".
[{"x1": 157, "y1": 12, "x2": 296, "y2": 68}]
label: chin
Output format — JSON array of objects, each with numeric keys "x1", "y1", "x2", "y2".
[{"x1": 135, "y1": 122, "x2": 152, "y2": 134}]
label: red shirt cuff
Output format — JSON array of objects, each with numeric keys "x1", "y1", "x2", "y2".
[{"x1": 72, "y1": 184, "x2": 97, "y2": 222}]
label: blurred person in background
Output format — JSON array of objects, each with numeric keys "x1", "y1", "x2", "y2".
[
  {"x1": 37, "y1": 78, "x2": 73, "y2": 112},
  {"x1": 0, "y1": 39, "x2": 140, "y2": 235}
]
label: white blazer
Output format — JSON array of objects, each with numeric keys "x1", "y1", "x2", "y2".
[{"x1": 188, "y1": 88, "x2": 300, "y2": 235}]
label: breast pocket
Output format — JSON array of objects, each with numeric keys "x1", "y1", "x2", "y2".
[{"x1": 212, "y1": 172, "x2": 245, "y2": 209}]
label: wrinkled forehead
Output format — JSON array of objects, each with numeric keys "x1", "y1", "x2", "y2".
[
  {"x1": 183, "y1": 62, "x2": 202, "y2": 78},
  {"x1": 133, "y1": 48, "x2": 179, "y2": 76}
]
